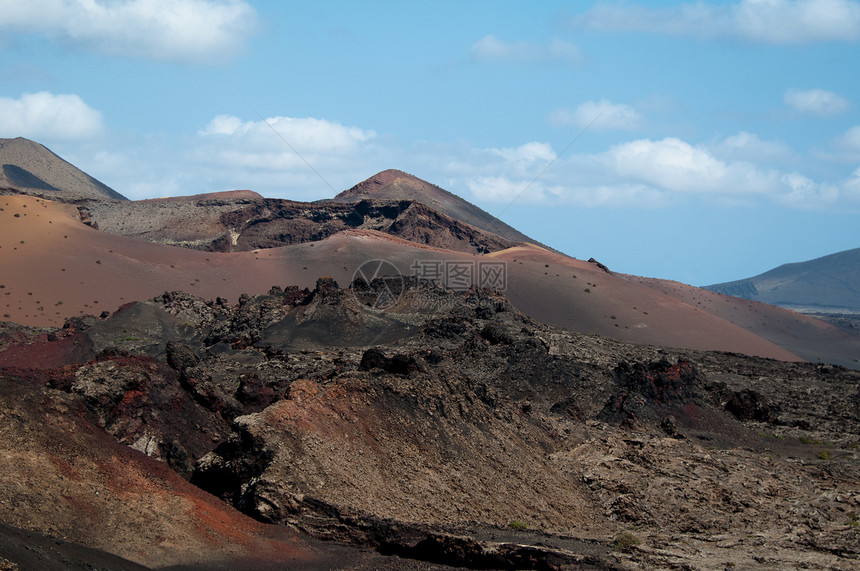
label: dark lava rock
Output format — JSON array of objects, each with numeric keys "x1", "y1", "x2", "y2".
[
  {"x1": 359, "y1": 348, "x2": 423, "y2": 375},
  {"x1": 724, "y1": 388, "x2": 778, "y2": 423},
  {"x1": 601, "y1": 359, "x2": 706, "y2": 427}
]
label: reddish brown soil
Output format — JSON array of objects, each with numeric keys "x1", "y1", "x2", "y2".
[{"x1": 0, "y1": 194, "x2": 846, "y2": 363}]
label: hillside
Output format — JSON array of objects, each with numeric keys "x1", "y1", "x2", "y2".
[
  {"x1": 2, "y1": 143, "x2": 860, "y2": 570},
  {"x1": 331, "y1": 169, "x2": 537, "y2": 246},
  {"x1": 1, "y1": 194, "x2": 810, "y2": 363},
  {"x1": 0, "y1": 137, "x2": 126, "y2": 201},
  {"x1": 1, "y1": 282, "x2": 858, "y2": 569},
  {"x1": 3, "y1": 160, "x2": 859, "y2": 367},
  {"x1": 705, "y1": 248, "x2": 860, "y2": 312}
]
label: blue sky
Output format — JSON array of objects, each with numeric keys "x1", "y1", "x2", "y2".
[{"x1": 1, "y1": 0, "x2": 859, "y2": 285}]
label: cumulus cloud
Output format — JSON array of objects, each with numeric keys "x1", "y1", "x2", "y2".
[
  {"x1": 550, "y1": 100, "x2": 642, "y2": 131},
  {"x1": 596, "y1": 137, "x2": 855, "y2": 208},
  {"x1": 468, "y1": 176, "x2": 544, "y2": 202},
  {"x1": 0, "y1": 0, "x2": 257, "y2": 64},
  {"x1": 191, "y1": 114, "x2": 380, "y2": 197},
  {"x1": 835, "y1": 125, "x2": 860, "y2": 152},
  {"x1": 775, "y1": 172, "x2": 840, "y2": 207},
  {"x1": 0, "y1": 91, "x2": 104, "y2": 140},
  {"x1": 715, "y1": 131, "x2": 795, "y2": 163},
  {"x1": 444, "y1": 132, "x2": 845, "y2": 210},
  {"x1": 470, "y1": 34, "x2": 581, "y2": 64},
  {"x1": 489, "y1": 142, "x2": 556, "y2": 165},
  {"x1": 572, "y1": 0, "x2": 860, "y2": 44},
  {"x1": 844, "y1": 166, "x2": 860, "y2": 198},
  {"x1": 199, "y1": 114, "x2": 376, "y2": 153},
  {"x1": 60, "y1": 110, "x2": 857, "y2": 210},
  {"x1": 784, "y1": 88, "x2": 850, "y2": 115},
  {"x1": 608, "y1": 138, "x2": 727, "y2": 192}
]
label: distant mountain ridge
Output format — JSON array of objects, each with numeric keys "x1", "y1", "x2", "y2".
[
  {"x1": 0, "y1": 137, "x2": 126, "y2": 201},
  {"x1": 705, "y1": 247, "x2": 860, "y2": 311}
]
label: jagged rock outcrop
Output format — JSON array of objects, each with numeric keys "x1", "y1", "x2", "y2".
[
  {"x1": 1, "y1": 280, "x2": 858, "y2": 569},
  {"x1": 79, "y1": 195, "x2": 517, "y2": 255}
]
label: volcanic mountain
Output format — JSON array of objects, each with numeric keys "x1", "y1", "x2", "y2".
[
  {"x1": 332, "y1": 168, "x2": 537, "y2": 245},
  {"x1": 2, "y1": 157, "x2": 859, "y2": 367},
  {"x1": 0, "y1": 137, "x2": 127, "y2": 201},
  {"x1": 2, "y1": 143, "x2": 860, "y2": 570},
  {"x1": 705, "y1": 247, "x2": 860, "y2": 312}
]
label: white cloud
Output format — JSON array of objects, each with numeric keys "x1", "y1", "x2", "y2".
[
  {"x1": 550, "y1": 100, "x2": 642, "y2": 131},
  {"x1": 735, "y1": 0, "x2": 860, "y2": 43},
  {"x1": 573, "y1": 0, "x2": 860, "y2": 44},
  {"x1": 836, "y1": 125, "x2": 860, "y2": 152},
  {"x1": 199, "y1": 114, "x2": 376, "y2": 153},
  {"x1": 470, "y1": 35, "x2": 581, "y2": 64},
  {"x1": 0, "y1": 91, "x2": 104, "y2": 140},
  {"x1": 784, "y1": 88, "x2": 850, "y2": 116},
  {"x1": 489, "y1": 142, "x2": 556, "y2": 165},
  {"x1": 572, "y1": 2, "x2": 728, "y2": 37},
  {"x1": 775, "y1": 172, "x2": 840, "y2": 207},
  {"x1": 608, "y1": 138, "x2": 730, "y2": 192},
  {"x1": 715, "y1": 131, "x2": 795, "y2": 163},
  {"x1": 191, "y1": 114, "x2": 381, "y2": 198},
  {"x1": 57, "y1": 112, "x2": 858, "y2": 211},
  {"x1": 844, "y1": 166, "x2": 860, "y2": 198},
  {"x1": 468, "y1": 176, "x2": 538, "y2": 202},
  {"x1": 597, "y1": 137, "x2": 856, "y2": 208},
  {"x1": 453, "y1": 134, "x2": 841, "y2": 210},
  {"x1": 0, "y1": 0, "x2": 257, "y2": 64}
]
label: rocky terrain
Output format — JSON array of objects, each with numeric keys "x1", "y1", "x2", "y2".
[
  {"x1": 1, "y1": 278, "x2": 858, "y2": 569},
  {"x1": 2, "y1": 142, "x2": 859, "y2": 569},
  {"x1": 332, "y1": 169, "x2": 537, "y2": 246},
  {"x1": 78, "y1": 192, "x2": 515, "y2": 255}
]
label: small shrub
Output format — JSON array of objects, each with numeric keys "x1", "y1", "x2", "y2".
[
  {"x1": 584, "y1": 288, "x2": 591, "y2": 293},
  {"x1": 612, "y1": 531, "x2": 641, "y2": 551},
  {"x1": 508, "y1": 520, "x2": 528, "y2": 531},
  {"x1": 817, "y1": 449, "x2": 831, "y2": 461}
]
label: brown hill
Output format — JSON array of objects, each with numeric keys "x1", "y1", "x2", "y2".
[
  {"x1": 0, "y1": 137, "x2": 126, "y2": 201},
  {"x1": 0, "y1": 376, "x2": 349, "y2": 569},
  {"x1": 332, "y1": 169, "x2": 536, "y2": 246},
  {"x1": 80, "y1": 190, "x2": 516, "y2": 254},
  {"x1": 1, "y1": 149, "x2": 857, "y2": 367},
  {"x1": 0, "y1": 194, "x2": 810, "y2": 362},
  {"x1": 632, "y1": 275, "x2": 860, "y2": 369}
]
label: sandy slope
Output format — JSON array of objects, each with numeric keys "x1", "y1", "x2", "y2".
[
  {"x1": 631, "y1": 275, "x2": 860, "y2": 368},
  {"x1": 0, "y1": 137, "x2": 126, "y2": 200},
  {"x1": 0, "y1": 376, "x2": 339, "y2": 569},
  {"x1": 0, "y1": 195, "x2": 827, "y2": 362}
]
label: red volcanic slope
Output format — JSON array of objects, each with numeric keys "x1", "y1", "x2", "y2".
[
  {"x1": 334, "y1": 168, "x2": 536, "y2": 245},
  {"x1": 0, "y1": 376, "x2": 339, "y2": 569},
  {"x1": 630, "y1": 275, "x2": 860, "y2": 368},
  {"x1": 0, "y1": 194, "x2": 804, "y2": 361}
]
